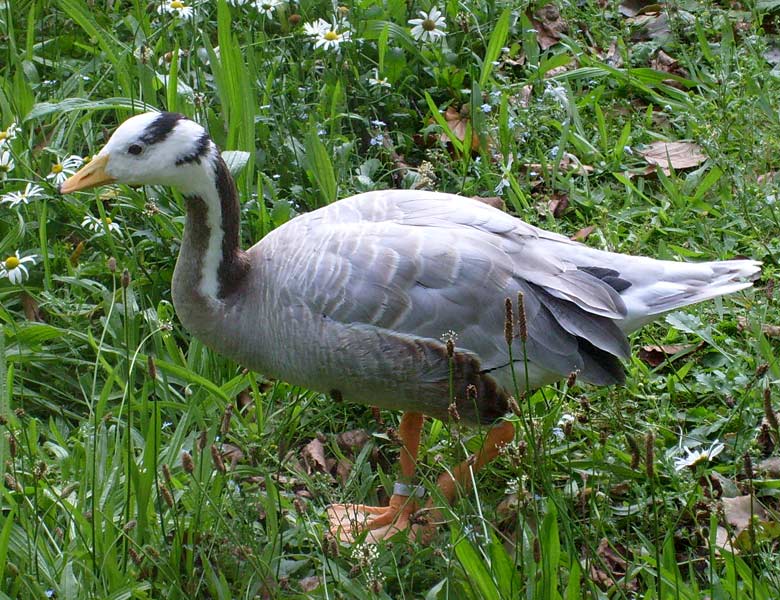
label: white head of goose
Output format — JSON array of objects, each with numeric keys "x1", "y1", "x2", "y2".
[{"x1": 61, "y1": 111, "x2": 761, "y2": 543}]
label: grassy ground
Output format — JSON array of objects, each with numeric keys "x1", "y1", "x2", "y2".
[{"x1": 2, "y1": 0, "x2": 780, "y2": 597}]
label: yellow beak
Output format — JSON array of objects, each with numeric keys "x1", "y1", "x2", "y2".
[{"x1": 59, "y1": 154, "x2": 115, "y2": 194}]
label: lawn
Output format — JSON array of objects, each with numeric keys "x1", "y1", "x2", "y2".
[{"x1": 1, "y1": 0, "x2": 780, "y2": 598}]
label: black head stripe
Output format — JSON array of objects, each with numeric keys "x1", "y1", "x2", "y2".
[
  {"x1": 176, "y1": 132, "x2": 212, "y2": 165},
  {"x1": 140, "y1": 112, "x2": 185, "y2": 145}
]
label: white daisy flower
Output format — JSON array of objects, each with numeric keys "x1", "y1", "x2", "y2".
[
  {"x1": 408, "y1": 7, "x2": 447, "y2": 43},
  {"x1": 0, "y1": 251, "x2": 36, "y2": 284},
  {"x1": 673, "y1": 440, "x2": 725, "y2": 471},
  {"x1": 303, "y1": 18, "x2": 329, "y2": 38},
  {"x1": 46, "y1": 155, "x2": 83, "y2": 186},
  {"x1": 305, "y1": 17, "x2": 351, "y2": 52},
  {"x1": 368, "y1": 69, "x2": 391, "y2": 88},
  {"x1": 0, "y1": 150, "x2": 14, "y2": 179},
  {"x1": 0, "y1": 122, "x2": 18, "y2": 147},
  {"x1": 157, "y1": 0, "x2": 195, "y2": 20},
  {"x1": 82, "y1": 214, "x2": 121, "y2": 235},
  {"x1": 1, "y1": 183, "x2": 45, "y2": 207},
  {"x1": 255, "y1": 0, "x2": 280, "y2": 18}
]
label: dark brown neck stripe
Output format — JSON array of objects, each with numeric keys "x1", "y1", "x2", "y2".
[{"x1": 212, "y1": 155, "x2": 250, "y2": 298}]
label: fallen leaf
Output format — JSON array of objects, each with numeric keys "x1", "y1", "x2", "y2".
[
  {"x1": 21, "y1": 292, "x2": 43, "y2": 322},
  {"x1": 531, "y1": 4, "x2": 568, "y2": 50},
  {"x1": 758, "y1": 456, "x2": 780, "y2": 477},
  {"x1": 571, "y1": 225, "x2": 596, "y2": 241},
  {"x1": 637, "y1": 343, "x2": 701, "y2": 367},
  {"x1": 440, "y1": 105, "x2": 480, "y2": 151},
  {"x1": 548, "y1": 194, "x2": 569, "y2": 218},
  {"x1": 719, "y1": 495, "x2": 780, "y2": 551},
  {"x1": 543, "y1": 64, "x2": 572, "y2": 79},
  {"x1": 336, "y1": 458, "x2": 352, "y2": 485},
  {"x1": 618, "y1": 0, "x2": 662, "y2": 17},
  {"x1": 650, "y1": 49, "x2": 679, "y2": 72},
  {"x1": 649, "y1": 50, "x2": 689, "y2": 89},
  {"x1": 737, "y1": 316, "x2": 780, "y2": 338},
  {"x1": 302, "y1": 438, "x2": 329, "y2": 473},
  {"x1": 299, "y1": 576, "x2": 321, "y2": 593},
  {"x1": 222, "y1": 443, "x2": 244, "y2": 469},
  {"x1": 639, "y1": 141, "x2": 707, "y2": 174},
  {"x1": 627, "y1": 13, "x2": 672, "y2": 43},
  {"x1": 237, "y1": 388, "x2": 253, "y2": 413},
  {"x1": 336, "y1": 429, "x2": 370, "y2": 452},
  {"x1": 590, "y1": 538, "x2": 637, "y2": 591}
]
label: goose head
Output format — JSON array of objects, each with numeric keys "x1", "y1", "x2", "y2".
[{"x1": 60, "y1": 112, "x2": 216, "y2": 196}]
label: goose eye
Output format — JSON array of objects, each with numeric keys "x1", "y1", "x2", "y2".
[{"x1": 128, "y1": 144, "x2": 144, "y2": 156}]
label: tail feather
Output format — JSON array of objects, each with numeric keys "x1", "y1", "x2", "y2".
[{"x1": 617, "y1": 258, "x2": 761, "y2": 332}]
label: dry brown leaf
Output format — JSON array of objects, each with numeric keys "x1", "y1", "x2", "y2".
[
  {"x1": 299, "y1": 576, "x2": 321, "y2": 593},
  {"x1": 737, "y1": 316, "x2": 780, "y2": 338},
  {"x1": 440, "y1": 105, "x2": 480, "y2": 151},
  {"x1": 571, "y1": 225, "x2": 596, "y2": 242},
  {"x1": 336, "y1": 458, "x2": 352, "y2": 485},
  {"x1": 619, "y1": 0, "x2": 662, "y2": 17},
  {"x1": 718, "y1": 495, "x2": 780, "y2": 551},
  {"x1": 590, "y1": 538, "x2": 636, "y2": 591},
  {"x1": 627, "y1": 13, "x2": 671, "y2": 42},
  {"x1": 651, "y1": 49, "x2": 679, "y2": 71},
  {"x1": 237, "y1": 388, "x2": 253, "y2": 413},
  {"x1": 758, "y1": 456, "x2": 780, "y2": 477},
  {"x1": 21, "y1": 292, "x2": 43, "y2": 322},
  {"x1": 531, "y1": 4, "x2": 568, "y2": 50},
  {"x1": 549, "y1": 194, "x2": 569, "y2": 218},
  {"x1": 302, "y1": 438, "x2": 329, "y2": 473},
  {"x1": 639, "y1": 141, "x2": 707, "y2": 174},
  {"x1": 637, "y1": 343, "x2": 701, "y2": 367},
  {"x1": 649, "y1": 50, "x2": 689, "y2": 88},
  {"x1": 222, "y1": 443, "x2": 244, "y2": 470},
  {"x1": 543, "y1": 64, "x2": 572, "y2": 79},
  {"x1": 336, "y1": 429, "x2": 370, "y2": 452}
]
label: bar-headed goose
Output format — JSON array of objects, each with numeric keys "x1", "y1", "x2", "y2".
[{"x1": 60, "y1": 111, "x2": 760, "y2": 542}]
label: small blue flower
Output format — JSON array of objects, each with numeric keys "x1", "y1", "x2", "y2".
[
  {"x1": 480, "y1": 103, "x2": 492, "y2": 113},
  {"x1": 370, "y1": 134, "x2": 385, "y2": 146}
]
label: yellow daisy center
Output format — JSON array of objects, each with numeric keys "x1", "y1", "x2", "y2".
[
  {"x1": 324, "y1": 31, "x2": 339, "y2": 41},
  {"x1": 0, "y1": 132, "x2": 7, "y2": 141},
  {"x1": 171, "y1": 1, "x2": 185, "y2": 9},
  {"x1": 5, "y1": 256, "x2": 19, "y2": 269},
  {"x1": 105, "y1": 217, "x2": 113, "y2": 225},
  {"x1": 422, "y1": 18, "x2": 436, "y2": 31},
  {"x1": 52, "y1": 163, "x2": 64, "y2": 174}
]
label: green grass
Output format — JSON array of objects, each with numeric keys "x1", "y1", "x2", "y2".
[{"x1": 1, "y1": 0, "x2": 780, "y2": 597}]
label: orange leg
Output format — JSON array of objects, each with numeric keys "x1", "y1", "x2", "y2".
[
  {"x1": 414, "y1": 420, "x2": 516, "y2": 542},
  {"x1": 436, "y1": 420, "x2": 516, "y2": 503},
  {"x1": 328, "y1": 412, "x2": 425, "y2": 542},
  {"x1": 328, "y1": 415, "x2": 515, "y2": 544}
]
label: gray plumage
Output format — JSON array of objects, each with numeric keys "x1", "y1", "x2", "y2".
[{"x1": 61, "y1": 112, "x2": 762, "y2": 425}]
